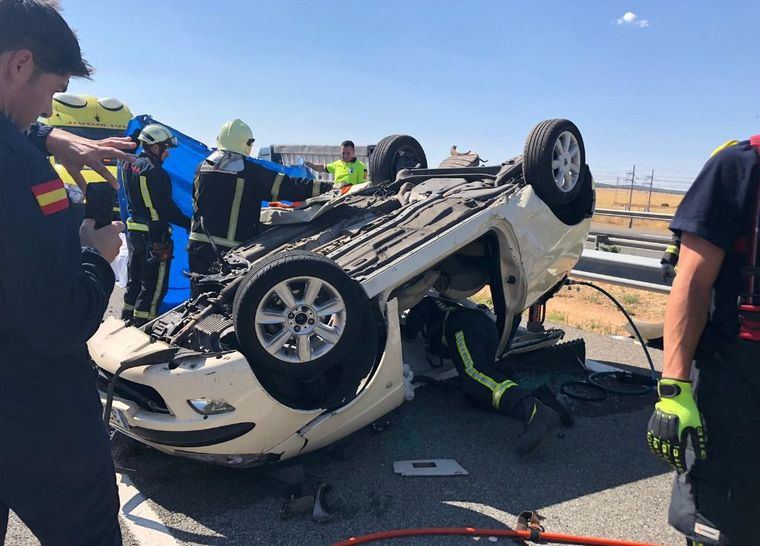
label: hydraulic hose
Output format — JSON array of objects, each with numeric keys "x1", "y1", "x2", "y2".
[
  {"x1": 331, "y1": 527, "x2": 662, "y2": 546},
  {"x1": 563, "y1": 279, "x2": 657, "y2": 395}
]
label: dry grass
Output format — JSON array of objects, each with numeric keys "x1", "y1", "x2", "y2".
[
  {"x1": 472, "y1": 282, "x2": 669, "y2": 337},
  {"x1": 593, "y1": 188, "x2": 683, "y2": 233}
]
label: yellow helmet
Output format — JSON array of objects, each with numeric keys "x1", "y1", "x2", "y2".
[{"x1": 217, "y1": 119, "x2": 254, "y2": 156}]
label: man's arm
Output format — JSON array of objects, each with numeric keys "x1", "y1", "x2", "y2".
[
  {"x1": 273, "y1": 174, "x2": 332, "y2": 202},
  {"x1": 662, "y1": 232, "x2": 725, "y2": 380},
  {"x1": 250, "y1": 163, "x2": 332, "y2": 202},
  {"x1": 30, "y1": 125, "x2": 136, "y2": 192},
  {"x1": 305, "y1": 161, "x2": 326, "y2": 173},
  {"x1": 149, "y1": 168, "x2": 191, "y2": 230}
]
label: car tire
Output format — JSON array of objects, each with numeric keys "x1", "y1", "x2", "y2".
[
  {"x1": 233, "y1": 250, "x2": 372, "y2": 378},
  {"x1": 523, "y1": 119, "x2": 587, "y2": 207},
  {"x1": 369, "y1": 134, "x2": 427, "y2": 184}
]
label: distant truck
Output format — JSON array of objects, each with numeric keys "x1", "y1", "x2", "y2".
[
  {"x1": 258, "y1": 144, "x2": 374, "y2": 182},
  {"x1": 39, "y1": 93, "x2": 133, "y2": 204}
]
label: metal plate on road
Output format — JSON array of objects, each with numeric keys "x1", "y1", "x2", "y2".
[{"x1": 393, "y1": 459, "x2": 468, "y2": 477}]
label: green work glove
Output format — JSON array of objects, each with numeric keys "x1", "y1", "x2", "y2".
[{"x1": 646, "y1": 379, "x2": 707, "y2": 473}]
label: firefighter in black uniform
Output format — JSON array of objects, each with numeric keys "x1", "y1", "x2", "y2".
[
  {"x1": 403, "y1": 296, "x2": 569, "y2": 456},
  {"x1": 187, "y1": 119, "x2": 332, "y2": 295},
  {"x1": 0, "y1": 1, "x2": 130, "y2": 543},
  {"x1": 122, "y1": 124, "x2": 190, "y2": 325},
  {"x1": 646, "y1": 137, "x2": 760, "y2": 545}
]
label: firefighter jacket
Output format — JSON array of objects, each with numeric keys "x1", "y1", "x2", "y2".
[
  {"x1": 124, "y1": 152, "x2": 190, "y2": 240},
  {"x1": 189, "y1": 151, "x2": 332, "y2": 249}
]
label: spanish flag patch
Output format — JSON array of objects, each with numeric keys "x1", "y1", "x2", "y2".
[{"x1": 31, "y1": 179, "x2": 69, "y2": 216}]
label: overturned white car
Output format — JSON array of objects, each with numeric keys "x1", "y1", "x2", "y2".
[{"x1": 90, "y1": 119, "x2": 594, "y2": 466}]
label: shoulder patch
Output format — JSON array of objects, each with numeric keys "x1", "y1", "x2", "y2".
[{"x1": 31, "y1": 178, "x2": 69, "y2": 215}]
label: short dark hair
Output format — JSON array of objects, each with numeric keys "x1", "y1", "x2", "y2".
[
  {"x1": 0, "y1": 0, "x2": 91, "y2": 77},
  {"x1": 340, "y1": 140, "x2": 355, "y2": 149}
]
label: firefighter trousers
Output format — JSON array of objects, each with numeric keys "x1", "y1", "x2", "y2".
[
  {"x1": 123, "y1": 231, "x2": 171, "y2": 325},
  {"x1": 448, "y1": 327, "x2": 533, "y2": 420},
  {"x1": 0, "y1": 350, "x2": 121, "y2": 545},
  {"x1": 669, "y1": 342, "x2": 760, "y2": 545}
]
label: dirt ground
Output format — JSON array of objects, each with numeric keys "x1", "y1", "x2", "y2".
[
  {"x1": 593, "y1": 187, "x2": 683, "y2": 233},
  {"x1": 473, "y1": 281, "x2": 670, "y2": 337}
]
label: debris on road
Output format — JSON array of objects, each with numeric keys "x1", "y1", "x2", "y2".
[{"x1": 393, "y1": 459, "x2": 468, "y2": 477}]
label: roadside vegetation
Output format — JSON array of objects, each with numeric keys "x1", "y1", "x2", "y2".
[{"x1": 472, "y1": 281, "x2": 669, "y2": 337}]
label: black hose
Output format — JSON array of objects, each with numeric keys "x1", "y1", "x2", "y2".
[{"x1": 562, "y1": 279, "x2": 658, "y2": 396}]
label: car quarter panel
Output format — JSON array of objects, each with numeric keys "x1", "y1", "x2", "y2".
[{"x1": 507, "y1": 185, "x2": 590, "y2": 307}]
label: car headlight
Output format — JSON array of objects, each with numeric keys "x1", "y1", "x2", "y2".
[{"x1": 187, "y1": 398, "x2": 235, "y2": 415}]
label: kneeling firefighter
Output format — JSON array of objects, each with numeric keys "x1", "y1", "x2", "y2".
[
  {"x1": 403, "y1": 296, "x2": 570, "y2": 456},
  {"x1": 187, "y1": 119, "x2": 332, "y2": 295},
  {"x1": 122, "y1": 124, "x2": 190, "y2": 325}
]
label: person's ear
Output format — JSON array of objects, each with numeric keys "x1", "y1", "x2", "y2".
[{"x1": 7, "y1": 49, "x2": 35, "y2": 84}]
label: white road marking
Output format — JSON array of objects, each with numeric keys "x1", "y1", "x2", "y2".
[{"x1": 116, "y1": 472, "x2": 179, "y2": 546}]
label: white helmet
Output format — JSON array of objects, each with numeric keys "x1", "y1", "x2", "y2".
[
  {"x1": 216, "y1": 119, "x2": 254, "y2": 156},
  {"x1": 138, "y1": 124, "x2": 178, "y2": 148}
]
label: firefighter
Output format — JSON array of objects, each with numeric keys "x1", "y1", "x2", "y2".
[
  {"x1": 187, "y1": 119, "x2": 332, "y2": 294},
  {"x1": 122, "y1": 124, "x2": 190, "y2": 325},
  {"x1": 403, "y1": 296, "x2": 569, "y2": 456},
  {"x1": 0, "y1": 1, "x2": 131, "y2": 543},
  {"x1": 646, "y1": 137, "x2": 760, "y2": 544},
  {"x1": 306, "y1": 139, "x2": 367, "y2": 186}
]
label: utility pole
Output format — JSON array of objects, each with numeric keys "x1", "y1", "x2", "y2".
[
  {"x1": 626, "y1": 165, "x2": 636, "y2": 228},
  {"x1": 645, "y1": 169, "x2": 655, "y2": 212}
]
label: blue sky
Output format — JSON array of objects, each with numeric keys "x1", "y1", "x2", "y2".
[{"x1": 62, "y1": 1, "x2": 758, "y2": 190}]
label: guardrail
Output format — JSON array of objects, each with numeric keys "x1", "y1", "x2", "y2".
[
  {"x1": 571, "y1": 249, "x2": 671, "y2": 294},
  {"x1": 593, "y1": 208, "x2": 675, "y2": 221},
  {"x1": 587, "y1": 234, "x2": 668, "y2": 253}
]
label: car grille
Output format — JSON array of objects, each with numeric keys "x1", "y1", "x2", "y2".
[{"x1": 96, "y1": 368, "x2": 171, "y2": 414}]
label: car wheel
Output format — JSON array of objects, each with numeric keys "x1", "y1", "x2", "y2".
[
  {"x1": 369, "y1": 134, "x2": 427, "y2": 184},
  {"x1": 523, "y1": 119, "x2": 586, "y2": 206},
  {"x1": 233, "y1": 251, "x2": 371, "y2": 378}
]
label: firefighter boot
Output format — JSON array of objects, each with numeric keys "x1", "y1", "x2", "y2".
[{"x1": 516, "y1": 398, "x2": 561, "y2": 456}]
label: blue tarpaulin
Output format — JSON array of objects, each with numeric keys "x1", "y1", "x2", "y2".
[{"x1": 118, "y1": 115, "x2": 312, "y2": 312}]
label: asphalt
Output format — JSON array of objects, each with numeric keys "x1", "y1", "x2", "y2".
[{"x1": 6, "y1": 288, "x2": 682, "y2": 546}]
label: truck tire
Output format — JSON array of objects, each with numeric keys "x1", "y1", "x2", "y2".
[{"x1": 369, "y1": 134, "x2": 427, "y2": 184}]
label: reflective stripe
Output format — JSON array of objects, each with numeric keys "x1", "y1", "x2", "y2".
[
  {"x1": 665, "y1": 245, "x2": 679, "y2": 255},
  {"x1": 188, "y1": 231, "x2": 240, "y2": 248},
  {"x1": 123, "y1": 303, "x2": 134, "y2": 311},
  {"x1": 312, "y1": 181, "x2": 322, "y2": 198},
  {"x1": 139, "y1": 176, "x2": 159, "y2": 221},
  {"x1": 271, "y1": 173, "x2": 284, "y2": 200},
  {"x1": 134, "y1": 310, "x2": 151, "y2": 319},
  {"x1": 453, "y1": 330, "x2": 517, "y2": 410},
  {"x1": 227, "y1": 177, "x2": 245, "y2": 242},
  {"x1": 454, "y1": 330, "x2": 499, "y2": 392},
  {"x1": 710, "y1": 139, "x2": 739, "y2": 158},
  {"x1": 127, "y1": 218, "x2": 149, "y2": 232},
  {"x1": 149, "y1": 262, "x2": 167, "y2": 318},
  {"x1": 492, "y1": 379, "x2": 518, "y2": 410},
  {"x1": 526, "y1": 402, "x2": 538, "y2": 423}
]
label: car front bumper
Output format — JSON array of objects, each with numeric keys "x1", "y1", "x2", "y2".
[{"x1": 90, "y1": 300, "x2": 405, "y2": 466}]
